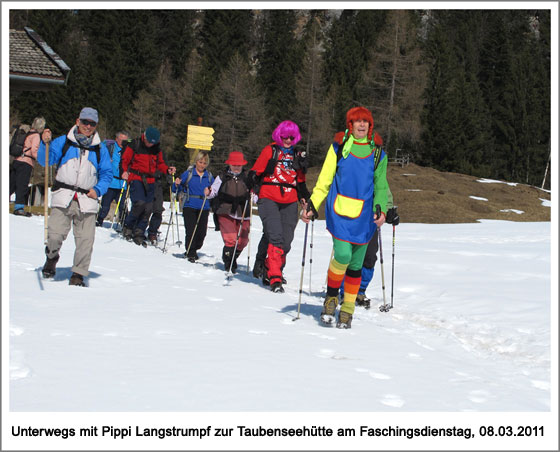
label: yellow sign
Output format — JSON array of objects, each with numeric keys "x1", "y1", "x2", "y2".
[
  {"x1": 185, "y1": 125, "x2": 215, "y2": 150},
  {"x1": 184, "y1": 143, "x2": 212, "y2": 151}
]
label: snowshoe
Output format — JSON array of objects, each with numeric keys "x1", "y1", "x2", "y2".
[
  {"x1": 336, "y1": 311, "x2": 352, "y2": 329},
  {"x1": 69, "y1": 272, "x2": 86, "y2": 287},
  {"x1": 320, "y1": 296, "x2": 338, "y2": 325},
  {"x1": 270, "y1": 281, "x2": 284, "y2": 293},
  {"x1": 356, "y1": 293, "x2": 371, "y2": 309}
]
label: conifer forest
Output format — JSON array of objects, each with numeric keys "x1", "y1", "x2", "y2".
[{"x1": 9, "y1": 9, "x2": 551, "y2": 189}]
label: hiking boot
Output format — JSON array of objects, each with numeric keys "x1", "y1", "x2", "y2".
[
  {"x1": 253, "y1": 259, "x2": 265, "y2": 279},
  {"x1": 148, "y1": 234, "x2": 157, "y2": 246},
  {"x1": 96, "y1": 219, "x2": 103, "y2": 227},
  {"x1": 356, "y1": 293, "x2": 371, "y2": 309},
  {"x1": 133, "y1": 235, "x2": 146, "y2": 246},
  {"x1": 69, "y1": 272, "x2": 86, "y2": 287},
  {"x1": 320, "y1": 296, "x2": 339, "y2": 325},
  {"x1": 122, "y1": 226, "x2": 133, "y2": 241},
  {"x1": 271, "y1": 281, "x2": 284, "y2": 293},
  {"x1": 42, "y1": 254, "x2": 59, "y2": 279},
  {"x1": 13, "y1": 209, "x2": 31, "y2": 217},
  {"x1": 336, "y1": 311, "x2": 353, "y2": 329},
  {"x1": 133, "y1": 229, "x2": 146, "y2": 246}
]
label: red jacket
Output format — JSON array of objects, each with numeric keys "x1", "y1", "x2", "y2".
[
  {"x1": 251, "y1": 143, "x2": 306, "y2": 204},
  {"x1": 121, "y1": 138, "x2": 168, "y2": 184}
]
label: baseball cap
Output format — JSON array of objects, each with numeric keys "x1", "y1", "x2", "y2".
[{"x1": 79, "y1": 107, "x2": 99, "y2": 123}]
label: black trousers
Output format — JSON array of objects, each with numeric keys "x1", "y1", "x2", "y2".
[
  {"x1": 148, "y1": 182, "x2": 164, "y2": 235},
  {"x1": 362, "y1": 228, "x2": 379, "y2": 269},
  {"x1": 10, "y1": 160, "x2": 33, "y2": 206},
  {"x1": 183, "y1": 207, "x2": 209, "y2": 255}
]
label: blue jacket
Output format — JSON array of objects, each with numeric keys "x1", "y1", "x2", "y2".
[
  {"x1": 173, "y1": 167, "x2": 213, "y2": 211},
  {"x1": 37, "y1": 127, "x2": 112, "y2": 213},
  {"x1": 105, "y1": 140, "x2": 126, "y2": 190}
]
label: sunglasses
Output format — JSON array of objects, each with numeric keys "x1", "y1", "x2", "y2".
[
  {"x1": 281, "y1": 136, "x2": 295, "y2": 141},
  {"x1": 80, "y1": 119, "x2": 97, "y2": 127}
]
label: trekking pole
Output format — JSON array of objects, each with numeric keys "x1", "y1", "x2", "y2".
[
  {"x1": 308, "y1": 219, "x2": 314, "y2": 295},
  {"x1": 390, "y1": 222, "x2": 396, "y2": 310},
  {"x1": 293, "y1": 221, "x2": 310, "y2": 321},
  {"x1": 186, "y1": 194, "x2": 208, "y2": 258},
  {"x1": 390, "y1": 206, "x2": 398, "y2": 310},
  {"x1": 175, "y1": 194, "x2": 182, "y2": 245},
  {"x1": 111, "y1": 182, "x2": 127, "y2": 230},
  {"x1": 169, "y1": 187, "x2": 176, "y2": 245},
  {"x1": 43, "y1": 142, "x2": 50, "y2": 245},
  {"x1": 246, "y1": 196, "x2": 253, "y2": 274},
  {"x1": 162, "y1": 208, "x2": 174, "y2": 253},
  {"x1": 376, "y1": 204, "x2": 389, "y2": 312},
  {"x1": 225, "y1": 199, "x2": 249, "y2": 282}
]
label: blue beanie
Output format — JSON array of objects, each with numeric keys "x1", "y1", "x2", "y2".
[{"x1": 144, "y1": 126, "x2": 160, "y2": 144}]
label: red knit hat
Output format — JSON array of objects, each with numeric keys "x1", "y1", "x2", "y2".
[
  {"x1": 346, "y1": 106, "x2": 374, "y2": 141},
  {"x1": 225, "y1": 151, "x2": 247, "y2": 166}
]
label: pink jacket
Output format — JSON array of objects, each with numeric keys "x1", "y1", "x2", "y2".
[{"x1": 15, "y1": 131, "x2": 41, "y2": 168}]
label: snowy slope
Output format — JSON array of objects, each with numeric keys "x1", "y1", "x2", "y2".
[
  {"x1": 7, "y1": 209, "x2": 553, "y2": 411},
  {"x1": 4, "y1": 209, "x2": 557, "y2": 450}
]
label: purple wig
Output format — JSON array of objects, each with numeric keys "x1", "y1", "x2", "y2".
[{"x1": 272, "y1": 120, "x2": 301, "y2": 147}]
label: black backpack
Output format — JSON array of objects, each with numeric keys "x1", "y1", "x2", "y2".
[{"x1": 9, "y1": 125, "x2": 38, "y2": 158}]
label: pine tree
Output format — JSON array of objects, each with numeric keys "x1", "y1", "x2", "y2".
[
  {"x1": 206, "y1": 52, "x2": 270, "y2": 169},
  {"x1": 292, "y1": 13, "x2": 335, "y2": 166},
  {"x1": 356, "y1": 10, "x2": 426, "y2": 155},
  {"x1": 323, "y1": 10, "x2": 386, "y2": 129},
  {"x1": 256, "y1": 10, "x2": 303, "y2": 124},
  {"x1": 193, "y1": 10, "x2": 254, "y2": 118}
]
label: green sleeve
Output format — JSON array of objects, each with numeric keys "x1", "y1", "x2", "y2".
[
  {"x1": 373, "y1": 155, "x2": 389, "y2": 214},
  {"x1": 310, "y1": 144, "x2": 337, "y2": 210}
]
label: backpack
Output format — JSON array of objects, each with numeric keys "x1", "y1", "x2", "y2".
[
  {"x1": 51, "y1": 139, "x2": 101, "y2": 195},
  {"x1": 9, "y1": 124, "x2": 38, "y2": 158},
  {"x1": 58, "y1": 138, "x2": 101, "y2": 167},
  {"x1": 181, "y1": 165, "x2": 214, "y2": 203}
]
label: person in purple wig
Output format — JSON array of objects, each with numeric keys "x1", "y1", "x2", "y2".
[{"x1": 246, "y1": 120, "x2": 310, "y2": 293}]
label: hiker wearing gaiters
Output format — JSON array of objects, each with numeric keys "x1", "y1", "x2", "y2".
[
  {"x1": 205, "y1": 151, "x2": 252, "y2": 273},
  {"x1": 172, "y1": 151, "x2": 214, "y2": 262},
  {"x1": 38, "y1": 107, "x2": 113, "y2": 286},
  {"x1": 246, "y1": 120, "x2": 310, "y2": 293},
  {"x1": 120, "y1": 126, "x2": 176, "y2": 247},
  {"x1": 301, "y1": 106, "x2": 388, "y2": 328}
]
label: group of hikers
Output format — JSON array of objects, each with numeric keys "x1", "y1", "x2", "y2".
[{"x1": 10, "y1": 105, "x2": 400, "y2": 329}]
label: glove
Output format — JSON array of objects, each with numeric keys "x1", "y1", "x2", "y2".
[
  {"x1": 296, "y1": 182, "x2": 311, "y2": 202},
  {"x1": 307, "y1": 200, "x2": 319, "y2": 220},
  {"x1": 293, "y1": 150, "x2": 308, "y2": 173},
  {"x1": 245, "y1": 170, "x2": 258, "y2": 190},
  {"x1": 386, "y1": 207, "x2": 400, "y2": 226}
]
